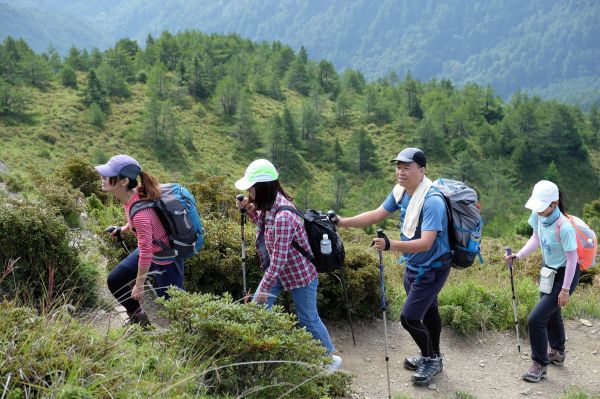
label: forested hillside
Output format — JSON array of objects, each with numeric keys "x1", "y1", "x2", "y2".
[
  {"x1": 0, "y1": 3, "x2": 109, "y2": 54},
  {"x1": 1, "y1": 31, "x2": 600, "y2": 237},
  {"x1": 1, "y1": 0, "x2": 599, "y2": 107}
]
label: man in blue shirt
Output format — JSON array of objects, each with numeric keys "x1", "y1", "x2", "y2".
[{"x1": 335, "y1": 147, "x2": 451, "y2": 385}]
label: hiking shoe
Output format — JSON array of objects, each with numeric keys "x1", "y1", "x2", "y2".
[
  {"x1": 411, "y1": 357, "x2": 443, "y2": 385},
  {"x1": 522, "y1": 362, "x2": 547, "y2": 383},
  {"x1": 404, "y1": 355, "x2": 425, "y2": 371},
  {"x1": 327, "y1": 355, "x2": 342, "y2": 372},
  {"x1": 548, "y1": 349, "x2": 566, "y2": 366},
  {"x1": 125, "y1": 310, "x2": 151, "y2": 327}
]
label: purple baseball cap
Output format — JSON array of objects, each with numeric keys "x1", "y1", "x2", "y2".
[{"x1": 95, "y1": 154, "x2": 141, "y2": 180}]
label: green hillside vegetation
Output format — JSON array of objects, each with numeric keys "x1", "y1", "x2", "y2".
[
  {"x1": 2, "y1": 31, "x2": 600, "y2": 398},
  {"x1": 2, "y1": 0, "x2": 600, "y2": 105},
  {"x1": 2, "y1": 31, "x2": 600, "y2": 235}
]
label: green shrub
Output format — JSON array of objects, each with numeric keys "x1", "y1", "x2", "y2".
[
  {"x1": 0, "y1": 172, "x2": 25, "y2": 192},
  {"x1": 318, "y1": 244, "x2": 384, "y2": 320},
  {"x1": 188, "y1": 171, "x2": 239, "y2": 219},
  {"x1": 184, "y1": 216, "x2": 263, "y2": 297},
  {"x1": 439, "y1": 278, "x2": 537, "y2": 335},
  {"x1": 87, "y1": 101, "x2": 105, "y2": 127},
  {"x1": 0, "y1": 303, "x2": 205, "y2": 398},
  {"x1": 38, "y1": 131, "x2": 58, "y2": 144},
  {"x1": 57, "y1": 155, "x2": 107, "y2": 200},
  {"x1": 161, "y1": 290, "x2": 352, "y2": 398},
  {"x1": 0, "y1": 198, "x2": 98, "y2": 307},
  {"x1": 31, "y1": 172, "x2": 84, "y2": 227}
]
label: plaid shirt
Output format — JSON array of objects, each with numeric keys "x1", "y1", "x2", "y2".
[{"x1": 250, "y1": 192, "x2": 316, "y2": 292}]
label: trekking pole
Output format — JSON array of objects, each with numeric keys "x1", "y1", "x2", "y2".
[
  {"x1": 327, "y1": 210, "x2": 356, "y2": 346},
  {"x1": 376, "y1": 228, "x2": 392, "y2": 399},
  {"x1": 106, "y1": 226, "x2": 130, "y2": 255},
  {"x1": 505, "y1": 247, "x2": 521, "y2": 353},
  {"x1": 236, "y1": 194, "x2": 248, "y2": 294}
]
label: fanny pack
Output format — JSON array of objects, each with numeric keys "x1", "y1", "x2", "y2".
[{"x1": 539, "y1": 266, "x2": 557, "y2": 294}]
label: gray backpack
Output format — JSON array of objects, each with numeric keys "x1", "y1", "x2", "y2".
[{"x1": 431, "y1": 178, "x2": 483, "y2": 269}]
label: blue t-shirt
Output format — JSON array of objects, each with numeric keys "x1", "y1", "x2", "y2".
[
  {"x1": 381, "y1": 188, "x2": 450, "y2": 267},
  {"x1": 528, "y1": 212, "x2": 577, "y2": 269}
]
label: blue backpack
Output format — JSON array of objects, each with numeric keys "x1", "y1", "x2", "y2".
[
  {"x1": 431, "y1": 179, "x2": 483, "y2": 269},
  {"x1": 130, "y1": 183, "x2": 204, "y2": 261}
]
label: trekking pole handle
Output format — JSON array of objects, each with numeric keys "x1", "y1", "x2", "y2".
[
  {"x1": 106, "y1": 226, "x2": 122, "y2": 240},
  {"x1": 327, "y1": 210, "x2": 339, "y2": 225},
  {"x1": 376, "y1": 228, "x2": 390, "y2": 251},
  {"x1": 236, "y1": 194, "x2": 246, "y2": 214},
  {"x1": 505, "y1": 247, "x2": 513, "y2": 269}
]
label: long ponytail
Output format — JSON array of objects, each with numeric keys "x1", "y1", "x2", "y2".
[
  {"x1": 558, "y1": 190, "x2": 567, "y2": 214},
  {"x1": 138, "y1": 171, "x2": 161, "y2": 200}
]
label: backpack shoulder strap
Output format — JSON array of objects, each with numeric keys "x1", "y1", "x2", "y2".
[
  {"x1": 554, "y1": 213, "x2": 569, "y2": 242},
  {"x1": 274, "y1": 205, "x2": 314, "y2": 263},
  {"x1": 129, "y1": 200, "x2": 156, "y2": 220},
  {"x1": 275, "y1": 205, "x2": 303, "y2": 218}
]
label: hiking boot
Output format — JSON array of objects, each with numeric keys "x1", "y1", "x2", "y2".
[
  {"x1": 548, "y1": 349, "x2": 566, "y2": 366},
  {"x1": 404, "y1": 355, "x2": 425, "y2": 371},
  {"x1": 411, "y1": 357, "x2": 443, "y2": 385},
  {"x1": 125, "y1": 309, "x2": 151, "y2": 327},
  {"x1": 404, "y1": 353, "x2": 442, "y2": 370},
  {"x1": 522, "y1": 362, "x2": 547, "y2": 382}
]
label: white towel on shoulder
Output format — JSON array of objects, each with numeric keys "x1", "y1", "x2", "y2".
[{"x1": 392, "y1": 176, "x2": 432, "y2": 239}]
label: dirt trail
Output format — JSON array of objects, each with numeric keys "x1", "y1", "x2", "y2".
[
  {"x1": 88, "y1": 282, "x2": 599, "y2": 399},
  {"x1": 328, "y1": 318, "x2": 600, "y2": 399}
]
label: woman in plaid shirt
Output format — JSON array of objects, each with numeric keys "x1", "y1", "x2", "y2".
[{"x1": 235, "y1": 159, "x2": 342, "y2": 371}]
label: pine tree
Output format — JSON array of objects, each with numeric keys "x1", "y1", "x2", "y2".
[
  {"x1": 82, "y1": 69, "x2": 108, "y2": 111},
  {"x1": 45, "y1": 44, "x2": 62, "y2": 74},
  {"x1": 60, "y1": 65, "x2": 77, "y2": 88},
  {"x1": 286, "y1": 46, "x2": 311, "y2": 96}
]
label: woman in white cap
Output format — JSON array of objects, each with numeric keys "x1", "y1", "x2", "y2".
[
  {"x1": 235, "y1": 159, "x2": 342, "y2": 371},
  {"x1": 96, "y1": 154, "x2": 185, "y2": 327},
  {"x1": 504, "y1": 180, "x2": 579, "y2": 382}
]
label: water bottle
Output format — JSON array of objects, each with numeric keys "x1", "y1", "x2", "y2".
[{"x1": 320, "y1": 234, "x2": 332, "y2": 255}]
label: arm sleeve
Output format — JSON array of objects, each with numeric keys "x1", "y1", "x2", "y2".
[
  {"x1": 133, "y1": 209, "x2": 154, "y2": 269},
  {"x1": 516, "y1": 231, "x2": 540, "y2": 259},
  {"x1": 259, "y1": 212, "x2": 294, "y2": 292},
  {"x1": 562, "y1": 250, "x2": 578, "y2": 290}
]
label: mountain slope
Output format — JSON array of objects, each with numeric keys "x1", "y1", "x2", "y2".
[
  {"x1": 0, "y1": 2, "x2": 109, "y2": 54},
  {"x1": 3, "y1": 0, "x2": 599, "y2": 105}
]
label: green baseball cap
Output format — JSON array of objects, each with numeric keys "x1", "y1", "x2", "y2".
[{"x1": 235, "y1": 159, "x2": 279, "y2": 190}]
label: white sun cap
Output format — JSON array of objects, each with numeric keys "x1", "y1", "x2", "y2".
[
  {"x1": 525, "y1": 180, "x2": 559, "y2": 213},
  {"x1": 234, "y1": 159, "x2": 279, "y2": 190}
]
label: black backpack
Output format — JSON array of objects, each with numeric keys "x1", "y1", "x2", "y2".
[{"x1": 275, "y1": 206, "x2": 345, "y2": 273}]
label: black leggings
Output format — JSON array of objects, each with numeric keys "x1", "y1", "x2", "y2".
[{"x1": 400, "y1": 306, "x2": 442, "y2": 358}]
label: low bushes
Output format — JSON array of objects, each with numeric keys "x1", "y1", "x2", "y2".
[
  {"x1": 0, "y1": 303, "x2": 203, "y2": 398},
  {"x1": 160, "y1": 290, "x2": 352, "y2": 398},
  {"x1": 0, "y1": 197, "x2": 98, "y2": 307}
]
